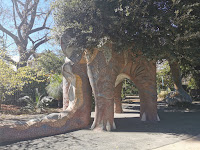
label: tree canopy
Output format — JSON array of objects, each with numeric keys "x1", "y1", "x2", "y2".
[{"x1": 53, "y1": 0, "x2": 200, "y2": 61}]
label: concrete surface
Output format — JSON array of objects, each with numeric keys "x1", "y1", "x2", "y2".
[
  {"x1": 155, "y1": 134, "x2": 200, "y2": 150},
  {"x1": 0, "y1": 102, "x2": 200, "y2": 150}
]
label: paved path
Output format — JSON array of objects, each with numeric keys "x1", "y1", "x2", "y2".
[
  {"x1": 0, "y1": 103, "x2": 200, "y2": 150},
  {"x1": 155, "y1": 134, "x2": 200, "y2": 150}
]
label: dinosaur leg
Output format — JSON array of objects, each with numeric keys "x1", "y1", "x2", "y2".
[
  {"x1": 88, "y1": 65, "x2": 116, "y2": 131},
  {"x1": 114, "y1": 82, "x2": 123, "y2": 113},
  {"x1": 63, "y1": 76, "x2": 69, "y2": 110},
  {"x1": 132, "y1": 61, "x2": 159, "y2": 121}
]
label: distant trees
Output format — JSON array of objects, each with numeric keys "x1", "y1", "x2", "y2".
[
  {"x1": 36, "y1": 50, "x2": 64, "y2": 74},
  {"x1": 36, "y1": 50, "x2": 64, "y2": 107},
  {"x1": 157, "y1": 61, "x2": 174, "y2": 90}
]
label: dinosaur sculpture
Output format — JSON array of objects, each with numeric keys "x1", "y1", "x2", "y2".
[
  {"x1": 63, "y1": 75, "x2": 123, "y2": 113},
  {"x1": 61, "y1": 31, "x2": 160, "y2": 131},
  {"x1": 114, "y1": 82, "x2": 123, "y2": 113},
  {"x1": 0, "y1": 34, "x2": 159, "y2": 143},
  {"x1": 1, "y1": 30, "x2": 193, "y2": 143}
]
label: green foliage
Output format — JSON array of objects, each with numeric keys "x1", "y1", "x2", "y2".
[
  {"x1": 0, "y1": 50, "x2": 47, "y2": 109},
  {"x1": 188, "y1": 77, "x2": 198, "y2": 90},
  {"x1": 180, "y1": 60, "x2": 200, "y2": 90},
  {"x1": 157, "y1": 61, "x2": 174, "y2": 90},
  {"x1": 121, "y1": 79, "x2": 138, "y2": 98},
  {"x1": 52, "y1": 0, "x2": 199, "y2": 61},
  {"x1": 36, "y1": 50, "x2": 64, "y2": 105},
  {"x1": 46, "y1": 73, "x2": 63, "y2": 101},
  {"x1": 36, "y1": 50, "x2": 65, "y2": 74}
]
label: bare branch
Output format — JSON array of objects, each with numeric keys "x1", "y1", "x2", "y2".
[
  {"x1": 5, "y1": 42, "x2": 15, "y2": 48},
  {"x1": 28, "y1": 8, "x2": 51, "y2": 35},
  {"x1": 28, "y1": 0, "x2": 39, "y2": 31},
  {"x1": 0, "y1": 24, "x2": 21, "y2": 45},
  {"x1": 28, "y1": 26, "x2": 50, "y2": 35},
  {"x1": 33, "y1": 36, "x2": 49, "y2": 51},
  {"x1": 16, "y1": 0, "x2": 25, "y2": 6},
  {"x1": 34, "y1": 33, "x2": 48, "y2": 43},
  {"x1": 27, "y1": 2, "x2": 37, "y2": 14},
  {"x1": 25, "y1": 35, "x2": 49, "y2": 59},
  {"x1": 12, "y1": 0, "x2": 18, "y2": 29},
  {"x1": 28, "y1": 36, "x2": 35, "y2": 44},
  {"x1": 43, "y1": 9, "x2": 51, "y2": 27},
  {"x1": 12, "y1": 0, "x2": 23, "y2": 21}
]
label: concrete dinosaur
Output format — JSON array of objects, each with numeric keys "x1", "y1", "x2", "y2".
[{"x1": 0, "y1": 32, "x2": 191, "y2": 143}]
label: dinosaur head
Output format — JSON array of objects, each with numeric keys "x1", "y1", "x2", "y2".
[{"x1": 60, "y1": 31, "x2": 83, "y2": 64}]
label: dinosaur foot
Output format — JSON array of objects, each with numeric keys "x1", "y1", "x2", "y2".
[
  {"x1": 91, "y1": 119, "x2": 116, "y2": 131},
  {"x1": 141, "y1": 112, "x2": 160, "y2": 122}
]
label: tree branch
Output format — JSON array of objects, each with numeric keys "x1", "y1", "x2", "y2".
[
  {"x1": 28, "y1": 36, "x2": 35, "y2": 44},
  {"x1": 28, "y1": 26, "x2": 50, "y2": 35},
  {"x1": 0, "y1": 24, "x2": 21, "y2": 45},
  {"x1": 12, "y1": 0, "x2": 23, "y2": 21},
  {"x1": 25, "y1": 36, "x2": 49, "y2": 59},
  {"x1": 33, "y1": 36, "x2": 49, "y2": 51},
  {"x1": 12, "y1": 0, "x2": 18, "y2": 29},
  {"x1": 43, "y1": 9, "x2": 51, "y2": 27},
  {"x1": 16, "y1": 0, "x2": 25, "y2": 6},
  {"x1": 28, "y1": 0, "x2": 39, "y2": 31},
  {"x1": 28, "y1": 8, "x2": 51, "y2": 35},
  {"x1": 34, "y1": 33, "x2": 48, "y2": 44}
]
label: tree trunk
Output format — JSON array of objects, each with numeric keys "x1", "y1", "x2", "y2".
[
  {"x1": 16, "y1": 46, "x2": 31, "y2": 68},
  {"x1": 166, "y1": 61, "x2": 192, "y2": 105}
]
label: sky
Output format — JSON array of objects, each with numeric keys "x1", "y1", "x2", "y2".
[{"x1": 0, "y1": 0, "x2": 60, "y2": 60}]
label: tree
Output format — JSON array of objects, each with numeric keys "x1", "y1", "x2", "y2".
[
  {"x1": 35, "y1": 50, "x2": 64, "y2": 107},
  {"x1": 157, "y1": 61, "x2": 174, "y2": 90},
  {"x1": 0, "y1": 0, "x2": 52, "y2": 67},
  {"x1": 36, "y1": 50, "x2": 64, "y2": 74},
  {"x1": 0, "y1": 49, "x2": 46, "y2": 109},
  {"x1": 46, "y1": 73, "x2": 63, "y2": 107},
  {"x1": 53, "y1": 0, "x2": 199, "y2": 104},
  {"x1": 53, "y1": 0, "x2": 199, "y2": 59}
]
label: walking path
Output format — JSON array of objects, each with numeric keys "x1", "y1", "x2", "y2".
[
  {"x1": 155, "y1": 134, "x2": 200, "y2": 150},
  {"x1": 0, "y1": 102, "x2": 200, "y2": 149}
]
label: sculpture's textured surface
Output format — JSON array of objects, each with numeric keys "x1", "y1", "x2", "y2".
[
  {"x1": 0, "y1": 35, "x2": 159, "y2": 143},
  {"x1": 114, "y1": 82, "x2": 123, "y2": 113},
  {"x1": 60, "y1": 38, "x2": 159, "y2": 131}
]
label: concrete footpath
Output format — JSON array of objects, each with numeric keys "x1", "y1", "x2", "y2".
[
  {"x1": 155, "y1": 134, "x2": 200, "y2": 150},
  {"x1": 0, "y1": 103, "x2": 200, "y2": 150}
]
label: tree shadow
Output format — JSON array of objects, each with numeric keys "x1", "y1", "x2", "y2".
[{"x1": 114, "y1": 111, "x2": 200, "y2": 138}]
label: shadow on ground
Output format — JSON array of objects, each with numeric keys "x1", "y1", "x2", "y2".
[
  {"x1": 1, "y1": 101, "x2": 200, "y2": 148},
  {"x1": 115, "y1": 101, "x2": 200, "y2": 137},
  {"x1": 114, "y1": 111, "x2": 200, "y2": 137}
]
